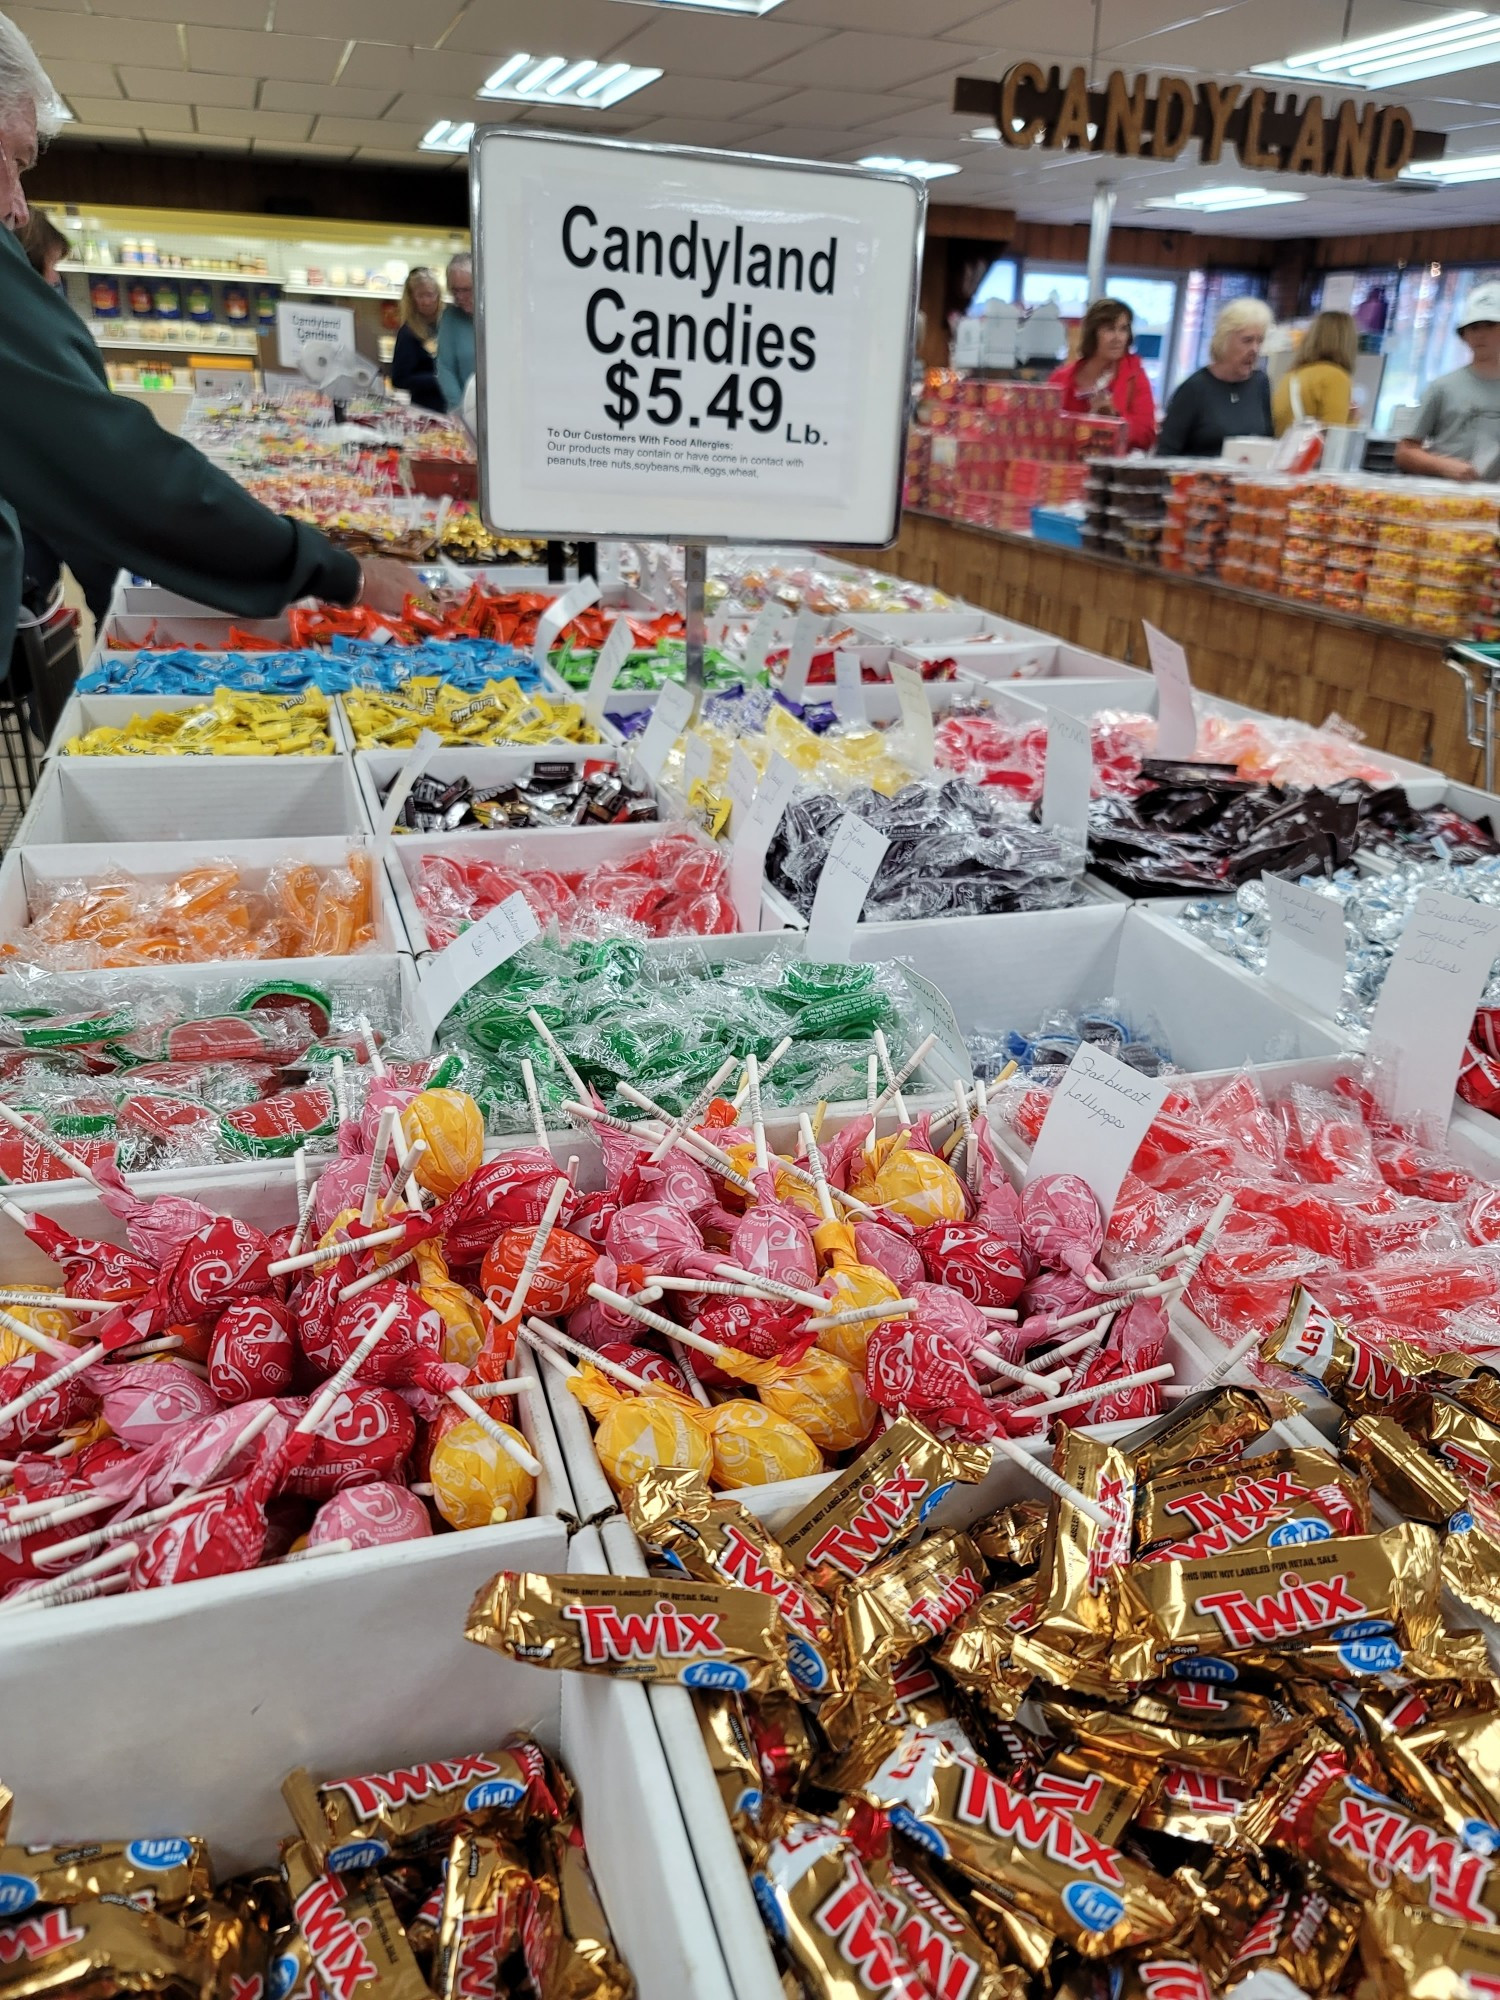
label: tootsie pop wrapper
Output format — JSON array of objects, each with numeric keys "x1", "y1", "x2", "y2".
[
  {"x1": 282, "y1": 1739, "x2": 558, "y2": 1873},
  {"x1": 875, "y1": 1855, "x2": 1026, "y2": 2000},
  {"x1": 931, "y1": 1585, "x2": 1038, "y2": 1726},
  {"x1": 464, "y1": 1572, "x2": 797, "y2": 1694},
  {"x1": 1363, "y1": 1893, "x2": 1500, "y2": 1998},
  {"x1": 1135, "y1": 1447, "x2": 1369, "y2": 1561},
  {"x1": 434, "y1": 1834, "x2": 530, "y2": 2000},
  {"x1": 777, "y1": 1419, "x2": 991, "y2": 1589},
  {"x1": 835, "y1": 1725, "x2": 1190, "y2": 1960},
  {"x1": 0, "y1": 1838, "x2": 212, "y2": 1915},
  {"x1": 624, "y1": 1465, "x2": 838, "y2": 1699},
  {"x1": 836, "y1": 1532, "x2": 988, "y2": 1699},
  {"x1": 1121, "y1": 1385, "x2": 1292, "y2": 1483},
  {"x1": 522, "y1": 1817, "x2": 634, "y2": 2000},
  {"x1": 1253, "y1": 1733, "x2": 1500, "y2": 1929},
  {"x1": 1220, "y1": 1875, "x2": 1360, "y2": 1997},
  {"x1": 751, "y1": 1812, "x2": 928, "y2": 2000},
  {"x1": 1112, "y1": 1520, "x2": 1441, "y2": 1682},
  {"x1": 1014, "y1": 1432, "x2": 1133, "y2": 1701},
  {"x1": 0, "y1": 1898, "x2": 207, "y2": 1999},
  {"x1": 281, "y1": 1839, "x2": 428, "y2": 2000},
  {"x1": 1263, "y1": 1284, "x2": 1424, "y2": 1412}
]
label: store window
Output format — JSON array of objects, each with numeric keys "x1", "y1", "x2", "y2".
[
  {"x1": 968, "y1": 258, "x2": 1017, "y2": 309},
  {"x1": 1376, "y1": 263, "x2": 1500, "y2": 429}
]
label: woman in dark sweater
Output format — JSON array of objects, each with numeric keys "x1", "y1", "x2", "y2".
[
  {"x1": 1156, "y1": 297, "x2": 1274, "y2": 457},
  {"x1": 390, "y1": 268, "x2": 445, "y2": 414}
]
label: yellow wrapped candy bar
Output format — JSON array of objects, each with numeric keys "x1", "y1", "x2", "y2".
[
  {"x1": 848, "y1": 1130, "x2": 967, "y2": 1226},
  {"x1": 716, "y1": 1344, "x2": 876, "y2": 1454},
  {"x1": 703, "y1": 1398, "x2": 822, "y2": 1487},
  {"x1": 810, "y1": 1217, "x2": 901, "y2": 1368},
  {"x1": 63, "y1": 687, "x2": 333, "y2": 758},
  {"x1": 430, "y1": 1415, "x2": 536, "y2": 1529},
  {"x1": 402, "y1": 1089, "x2": 484, "y2": 1197},
  {"x1": 343, "y1": 678, "x2": 597, "y2": 750}
]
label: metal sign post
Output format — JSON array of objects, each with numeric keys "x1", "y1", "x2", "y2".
[
  {"x1": 1447, "y1": 643, "x2": 1500, "y2": 792},
  {"x1": 683, "y1": 542, "x2": 707, "y2": 698}
]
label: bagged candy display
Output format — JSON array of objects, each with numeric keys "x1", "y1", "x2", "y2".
[
  {"x1": 967, "y1": 1001, "x2": 1175, "y2": 1088},
  {"x1": 381, "y1": 763, "x2": 658, "y2": 834},
  {"x1": 62, "y1": 690, "x2": 336, "y2": 757},
  {"x1": 344, "y1": 683, "x2": 597, "y2": 751},
  {"x1": 411, "y1": 833, "x2": 735, "y2": 948},
  {"x1": 0, "y1": 854, "x2": 379, "y2": 971}
]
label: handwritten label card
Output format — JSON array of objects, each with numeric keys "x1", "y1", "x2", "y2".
[
  {"x1": 889, "y1": 661, "x2": 935, "y2": 774},
  {"x1": 729, "y1": 751, "x2": 798, "y2": 930},
  {"x1": 832, "y1": 648, "x2": 866, "y2": 725},
  {"x1": 805, "y1": 813, "x2": 891, "y2": 962},
  {"x1": 585, "y1": 616, "x2": 633, "y2": 726},
  {"x1": 1262, "y1": 875, "x2": 1347, "y2": 1018},
  {"x1": 1143, "y1": 620, "x2": 1196, "y2": 760},
  {"x1": 682, "y1": 731, "x2": 714, "y2": 791},
  {"x1": 633, "y1": 680, "x2": 695, "y2": 784},
  {"x1": 532, "y1": 578, "x2": 600, "y2": 671},
  {"x1": 1040, "y1": 707, "x2": 1092, "y2": 836},
  {"x1": 1369, "y1": 885, "x2": 1500, "y2": 1128},
  {"x1": 725, "y1": 745, "x2": 759, "y2": 835},
  {"x1": 781, "y1": 609, "x2": 825, "y2": 702},
  {"x1": 414, "y1": 890, "x2": 540, "y2": 1050},
  {"x1": 1025, "y1": 1042, "x2": 1172, "y2": 1220},
  {"x1": 741, "y1": 604, "x2": 781, "y2": 677}
]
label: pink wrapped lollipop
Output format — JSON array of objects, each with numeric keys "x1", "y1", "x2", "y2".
[
  {"x1": 308, "y1": 1480, "x2": 431, "y2": 1550},
  {"x1": 1020, "y1": 1174, "x2": 1105, "y2": 1279}
]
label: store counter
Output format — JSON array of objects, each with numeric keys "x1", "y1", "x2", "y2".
[{"x1": 847, "y1": 509, "x2": 1480, "y2": 785}]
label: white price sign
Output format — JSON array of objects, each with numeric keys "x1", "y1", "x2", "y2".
[
  {"x1": 805, "y1": 813, "x2": 890, "y2": 961},
  {"x1": 1142, "y1": 621, "x2": 1197, "y2": 761},
  {"x1": 729, "y1": 751, "x2": 797, "y2": 929},
  {"x1": 414, "y1": 891, "x2": 541, "y2": 1050},
  {"x1": 1369, "y1": 886, "x2": 1500, "y2": 1129},
  {"x1": 275, "y1": 301, "x2": 355, "y2": 368},
  {"x1": 1026, "y1": 1043, "x2": 1172, "y2": 1221},
  {"x1": 1262, "y1": 875, "x2": 1347, "y2": 1018},
  {"x1": 472, "y1": 131, "x2": 925, "y2": 543}
]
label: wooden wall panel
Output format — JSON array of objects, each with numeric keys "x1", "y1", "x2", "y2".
[{"x1": 831, "y1": 515, "x2": 1481, "y2": 784}]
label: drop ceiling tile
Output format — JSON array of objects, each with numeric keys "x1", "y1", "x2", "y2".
[
  {"x1": 259, "y1": 80, "x2": 397, "y2": 116},
  {"x1": 354, "y1": 144, "x2": 463, "y2": 163},
  {"x1": 9, "y1": 10, "x2": 180, "y2": 66},
  {"x1": 602, "y1": 12, "x2": 834, "y2": 81},
  {"x1": 117, "y1": 68, "x2": 257, "y2": 107},
  {"x1": 310, "y1": 113, "x2": 428, "y2": 147},
  {"x1": 45, "y1": 60, "x2": 124, "y2": 99},
  {"x1": 616, "y1": 73, "x2": 792, "y2": 118},
  {"x1": 752, "y1": 30, "x2": 986, "y2": 95},
  {"x1": 85, "y1": 0, "x2": 265, "y2": 21},
  {"x1": 779, "y1": 0, "x2": 996, "y2": 33},
  {"x1": 506, "y1": 100, "x2": 655, "y2": 128},
  {"x1": 250, "y1": 137, "x2": 360, "y2": 154},
  {"x1": 866, "y1": 98, "x2": 979, "y2": 137},
  {"x1": 936, "y1": 0, "x2": 1120, "y2": 61},
  {"x1": 145, "y1": 131, "x2": 249, "y2": 149},
  {"x1": 186, "y1": 25, "x2": 347, "y2": 82},
  {"x1": 195, "y1": 106, "x2": 313, "y2": 140},
  {"x1": 732, "y1": 123, "x2": 851, "y2": 157},
  {"x1": 623, "y1": 115, "x2": 779, "y2": 146},
  {"x1": 67, "y1": 93, "x2": 193, "y2": 129},
  {"x1": 272, "y1": 0, "x2": 446, "y2": 42},
  {"x1": 440, "y1": 0, "x2": 640, "y2": 58},
  {"x1": 336, "y1": 42, "x2": 495, "y2": 93},
  {"x1": 762, "y1": 86, "x2": 915, "y2": 127}
]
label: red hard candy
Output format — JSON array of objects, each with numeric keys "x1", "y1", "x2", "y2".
[
  {"x1": 481, "y1": 1225, "x2": 597, "y2": 1320},
  {"x1": 165, "y1": 1218, "x2": 273, "y2": 1323},
  {"x1": 274, "y1": 1386, "x2": 416, "y2": 1498}
]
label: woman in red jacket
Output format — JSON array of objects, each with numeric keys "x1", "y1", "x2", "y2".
[{"x1": 1050, "y1": 296, "x2": 1157, "y2": 453}]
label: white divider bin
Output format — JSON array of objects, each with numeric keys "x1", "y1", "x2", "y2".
[
  {"x1": 390, "y1": 823, "x2": 759, "y2": 960},
  {"x1": 47, "y1": 693, "x2": 355, "y2": 762},
  {"x1": 845, "y1": 610, "x2": 1050, "y2": 648},
  {"x1": 0, "y1": 1502, "x2": 734, "y2": 2000},
  {"x1": 354, "y1": 744, "x2": 675, "y2": 837},
  {"x1": 16, "y1": 756, "x2": 369, "y2": 846},
  {"x1": 0, "y1": 835, "x2": 406, "y2": 990}
]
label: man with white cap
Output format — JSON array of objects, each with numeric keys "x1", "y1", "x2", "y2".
[{"x1": 1396, "y1": 279, "x2": 1500, "y2": 482}]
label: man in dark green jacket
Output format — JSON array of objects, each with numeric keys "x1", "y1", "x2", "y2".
[{"x1": 0, "y1": 10, "x2": 414, "y2": 672}]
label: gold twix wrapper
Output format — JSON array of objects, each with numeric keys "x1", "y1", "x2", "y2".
[
  {"x1": 624, "y1": 1465, "x2": 838, "y2": 1699},
  {"x1": 875, "y1": 1856, "x2": 1025, "y2": 2000},
  {"x1": 523, "y1": 1817, "x2": 634, "y2": 2000},
  {"x1": 1263, "y1": 1285, "x2": 1424, "y2": 1412},
  {"x1": 0, "y1": 1839, "x2": 211, "y2": 1915},
  {"x1": 465, "y1": 1571, "x2": 796, "y2": 1694},
  {"x1": 837, "y1": 1531, "x2": 988, "y2": 1698},
  {"x1": 0, "y1": 1899, "x2": 206, "y2": 1999},
  {"x1": 1363, "y1": 1895, "x2": 1500, "y2": 1998},
  {"x1": 282, "y1": 1838, "x2": 429, "y2": 2000},
  {"x1": 1123, "y1": 1385, "x2": 1288, "y2": 1483},
  {"x1": 750, "y1": 1812, "x2": 929, "y2": 2000},
  {"x1": 838, "y1": 1725, "x2": 1189, "y2": 1960},
  {"x1": 1135, "y1": 1447, "x2": 1368, "y2": 1561},
  {"x1": 1113, "y1": 1520, "x2": 1441, "y2": 1681},
  {"x1": 283, "y1": 1739, "x2": 556, "y2": 1873},
  {"x1": 434, "y1": 1835, "x2": 530, "y2": 2000},
  {"x1": 776, "y1": 1419, "x2": 991, "y2": 1589},
  {"x1": 1014, "y1": 1431, "x2": 1133, "y2": 1700}
]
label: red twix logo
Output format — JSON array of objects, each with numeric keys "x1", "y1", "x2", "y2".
[
  {"x1": 563, "y1": 1598, "x2": 723, "y2": 1665},
  {"x1": 806, "y1": 1468, "x2": 927, "y2": 1578},
  {"x1": 293, "y1": 1878, "x2": 379, "y2": 2000},
  {"x1": 0, "y1": 1912, "x2": 86, "y2": 1966},
  {"x1": 1194, "y1": 1569, "x2": 1366, "y2": 1648},
  {"x1": 1330, "y1": 1790, "x2": 1498, "y2": 1926},
  {"x1": 955, "y1": 1761, "x2": 1124, "y2": 1887},
  {"x1": 717, "y1": 1523, "x2": 821, "y2": 1638},
  {"x1": 330, "y1": 1756, "x2": 508, "y2": 1817}
]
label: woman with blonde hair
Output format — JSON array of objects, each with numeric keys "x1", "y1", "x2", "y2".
[
  {"x1": 1272, "y1": 309, "x2": 1357, "y2": 435},
  {"x1": 390, "y1": 265, "x2": 444, "y2": 413},
  {"x1": 1155, "y1": 296, "x2": 1274, "y2": 457}
]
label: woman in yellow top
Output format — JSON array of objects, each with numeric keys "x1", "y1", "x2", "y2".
[{"x1": 1272, "y1": 310, "x2": 1357, "y2": 435}]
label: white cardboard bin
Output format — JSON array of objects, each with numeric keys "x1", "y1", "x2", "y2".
[
  {"x1": 16, "y1": 756, "x2": 369, "y2": 846},
  {"x1": 845, "y1": 610, "x2": 1047, "y2": 647},
  {"x1": 0, "y1": 835, "x2": 406, "y2": 992},
  {"x1": 0, "y1": 1507, "x2": 734, "y2": 2000}
]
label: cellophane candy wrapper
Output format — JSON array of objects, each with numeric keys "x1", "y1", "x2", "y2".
[
  {"x1": 343, "y1": 681, "x2": 598, "y2": 750},
  {"x1": 413, "y1": 832, "x2": 737, "y2": 948},
  {"x1": 428, "y1": 935, "x2": 947, "y2": 1134},
  {"x1": 0, "y1": 966, "x2": 427, "y2": 1178},
  {"x1": 767, "y1": 780, "x2": 1086, "y2": 922},
  {"x1": 0, "y1": 854, "x2": 379, "y2": 971},
  {"x1": 967, "y1": 996, "x2": 1176, "y2": 1089},
  {"x1": 935, "y1": 704, "x2": 1146, "y2": 803},
  {"x1": 62, "y1": 688, "x2": 337, "y2": 757},
  {"x1": 1091, "y1": 703, "x2": 1402, "y2": 788},
  {"x1": 618, "y1": 685, "x2": 917, "y2": 801}
]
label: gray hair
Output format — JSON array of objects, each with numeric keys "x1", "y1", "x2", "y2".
[
  {"x1": 0, "y1": 11, "x2": 65, "y2": 138},
  {"x1": 447, "y1": 252, "x2": 472, "y2": 280},
  {"x1": 1209, "y1": 296, "x2": 1273, "y2": 362}
]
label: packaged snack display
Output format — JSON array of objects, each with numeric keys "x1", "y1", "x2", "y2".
[
  {"x1": 381, "y1": 763, "x2": 659, "y2": 834},
  {"x1": 343, "y1": 684, "x2": 598, "y2": 751},
  {"x1": 62, "y1": 691, "x2": 336, "y2": 758}
]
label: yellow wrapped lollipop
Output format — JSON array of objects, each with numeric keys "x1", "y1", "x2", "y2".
[
  {"x1": 810, "y1": 1216, "x2": 902, "y2": 1369},
  {"x1": 712, "y1": 1340, "x2": 876, "y2": 1454},
  {"x1": 565, "y1": 1356, "x2": 715, "y2": 1491},
  {"x1": 0, "y1": 1291, "x2": 81, "y2": 1366},
  {"x1": 411, "y1": 1238, "x2": 487, "y2": 1369},
  {"x1": 701, "y1": 1397, "x2": 822, "y2": 1487},
  {"x1": 402, "y1": 1089, "x2": 484, "y2": 1197},
  {"x1": 430, "y1": 1412, "x2": 536, "y2": 1528},
  {"x1": 848, "y1": 1129, "x2": 967, "y2": 1227}
]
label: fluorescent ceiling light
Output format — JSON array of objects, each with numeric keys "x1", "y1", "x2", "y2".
[
  {"x1": 1403, "y1": 148, "x2": 1500, "y2": 181},
  {"x1": 477, "y1": 53, "x2": 662, "y2": 108},
  {"x1": 609, "y1": 0, "x2": 785, "y2": 11},
  {"x1": 1141, "y1": 184, "x2": 1308, "y2": 212},
  {"x1": 419, "y1": 119, "x2": 475, "y2": 153},
  {"x1": 858, "y1": 155, "x2": 961, "y2": 179},
  {"x1": 1253, "y1": 9, "x2": 1500, "y2": 89}
]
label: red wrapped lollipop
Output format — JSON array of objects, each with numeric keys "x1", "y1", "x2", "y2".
[
  {"x1": 209, "y1": 1297, "x2": 296, "y2": 1403},
  {"x1": 915, "y1": 1220, "x2": 1026, "y2": 1308},
  {"x1": 1020, "y1": 1174, "x2": 1105, "y2": 1279}
]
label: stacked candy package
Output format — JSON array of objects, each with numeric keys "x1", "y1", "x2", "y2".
[{"x1": 0, "y1": 1741, "x2": 632, "y2": 2000}]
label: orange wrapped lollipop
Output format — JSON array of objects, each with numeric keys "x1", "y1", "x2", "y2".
[{"x1": 402, "y1": 1088, "x2": 484, "y2": 1197}]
